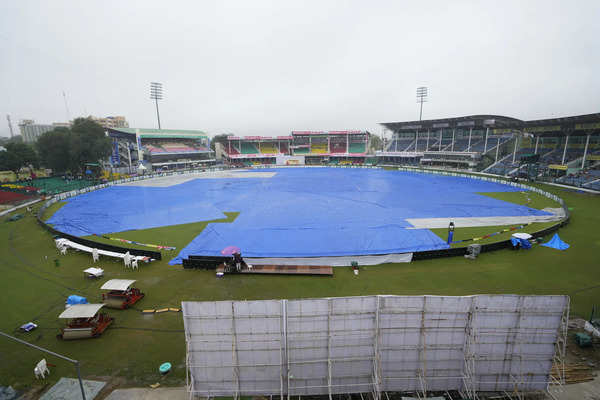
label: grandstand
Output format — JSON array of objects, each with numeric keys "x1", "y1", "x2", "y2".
[
  {"x1": 379, "y1": 113, "x2": 600, "y2": 183},
  {"x1": 107, "y1": 128, "x2": 214, "y2": 171},
  {"x1": 224, "y1": 131, "x2": 370, "y2": 165}
]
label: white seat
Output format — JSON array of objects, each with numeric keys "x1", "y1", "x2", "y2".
[{"x1": 34, "y1": 359, "x2": 50, "y2": 379}]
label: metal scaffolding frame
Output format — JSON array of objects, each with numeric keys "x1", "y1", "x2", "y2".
[{"x1": 182, "y1": 295, "x2": 568, "y2": 398}]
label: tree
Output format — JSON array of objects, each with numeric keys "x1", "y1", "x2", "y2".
[
  {"x1": 68, "y1": 118, "x2": 112, "y2": 172},
  {"x1": 0, "y1": 150, "x2": 22, "y2": 176},
  {"x1": 36, "y1": 128, "x2": 71, "y2": 173},
  {"x1": 210, "y1": 134, "x2": 231, "y2": 152},
  {"x1": 36, "y1": 118, "x2": 111, "y2": 173},
  {"x1": 369, "y1": 134, "x2": 383, "y2": 152},
  {"x1": 5, "y1": 142, "x2": 39, "y2": 169},
  {"x1": 0, "y1": 142, "x2": 39, "y2": 177}
]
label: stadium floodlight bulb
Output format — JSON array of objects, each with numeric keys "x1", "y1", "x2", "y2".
[
  {"x1": 150, "y1": 82, "x2": 164, "y2": 128},
  {"x1": 416, "y1": 86, "x2": 428, "y2": 121}
]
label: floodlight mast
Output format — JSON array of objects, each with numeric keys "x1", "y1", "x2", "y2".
[
  {"x1": 150, "y1": 82, "x2": 163, "y2": 129},
  {"x1": 416, "y1": 86, "x2": 428, "y2": 121}
]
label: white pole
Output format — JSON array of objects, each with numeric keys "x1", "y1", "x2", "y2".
[
  {"x1": 426, "y1": 130, "x2": 430, "y2": 150},
  {"x1": 483, "y1": 127, "x2": 489, "y2": 153},
  {"x1": 439, "y1": 129, "x2": 442, "y2": 151},
  {"x1": 562, "y1": 135, "x2": 569, "y2": 165},
  {"x1": 451, "y1": 129, "x2": 455, "y2": 152},
  {"x1": 415, "y1": 131, "x2": 419, "y2": 152},
  {"x1": 127, "y1": 143, "x2": 132, "y2": 173},
  {"x1": 534, "y1": 136, "x2": 539, "y2": 154},
  {"x1": 582, "y1": 134, "x2": 590, "y2": 169},
  {"x1": 467, "y1": 128, "x2": 472, "y2": 151},
  {"x1": 347, "y1": 133, "x2": 349, "y2": 154},
  {"x1": 394, "y1": 133, "x2": 397, "y2": 152},
  {"x1": 512, "y1": 134, "x2": 518, "y2": 164},
  {"x1": 496, "y1": 137, "x2": 500, "y2": 163}
]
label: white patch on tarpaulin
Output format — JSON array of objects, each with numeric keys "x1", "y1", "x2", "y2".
[
  {"x1": 406, "y1": 207, "x2": 565, "y2": 229},
  {"x1": 119, "y1": 170, "x2": 276, "y2": 187}
]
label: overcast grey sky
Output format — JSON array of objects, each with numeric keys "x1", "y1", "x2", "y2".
[{"x1": 1, "y1": 1, "x2": 599, "y2": 138}]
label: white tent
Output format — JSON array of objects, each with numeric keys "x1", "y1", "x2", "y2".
[
  {"x1": 101, "y1": 279, "x2": 136, "y2": 292},
  {"x1": 58, "y1": 304, "x2": 105, "y2": 319},
  {"x1": 83, "y1": 267, "x2": 104, "y2": 278}
]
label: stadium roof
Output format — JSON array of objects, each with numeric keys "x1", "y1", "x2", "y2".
[
  {"x1": 108, "y1": 127, "x2": 208, "y2": 139},
  {"x1": 291, "y1": 130, "x2": 368, "y2": 135},
  {"x1": 381, "y1": 113, "x2": 600, "y2": 136}
]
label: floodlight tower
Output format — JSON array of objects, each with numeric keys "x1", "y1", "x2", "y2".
[
  {"x1": 6, "y1": 115, "x2": 14, "y2": 138},
  {"x1": 416, "y1": 86, "x2": 428, "y2": 121},
  {"x1": 150, "y1": 82, "x2": 163, "y2": 129}
]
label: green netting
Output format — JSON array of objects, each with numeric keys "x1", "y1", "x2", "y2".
[
  {"x1": 27, "y1": 177, "x2": 99, "y2": 195},
  {"x1": 349, "y1": 143, "x2": 366, "y2": 153},
  {"x1": 241, "y1": 142, "x2": 259, "y2": 154}
]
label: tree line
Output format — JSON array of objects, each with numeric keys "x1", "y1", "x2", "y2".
[{"x1": 0, "y1": 118, "x2": 112, "y2": 178}]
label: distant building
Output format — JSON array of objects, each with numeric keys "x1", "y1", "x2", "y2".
[
  {"x1": 89, "y1": 115, "x2": 129, "y2": 129},
  {"x1": 214, "y1": 142, "x2": 226, "y2": 160},
  {"x1": 19, "y1": 120, "x2": 68, "y2": 143}
]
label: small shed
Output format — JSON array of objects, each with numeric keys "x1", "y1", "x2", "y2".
[
  {"x1": 100, "y1": 279, "x2": 144, "y2": 309},
  {"x1": 57, "y1": 304, "x2": 113, "y2": 340}
]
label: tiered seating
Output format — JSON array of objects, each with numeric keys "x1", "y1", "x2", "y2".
[
  {"x1": 25, "y1": 177, "x2": 97, "y2": 195},
  {"x1": 386, "y1": 139, "x2": 413, "y2": 152},
  {"x1": 310, "y1": 143, "x2": 328, "y2": 154},
  {"x1": 330, "y1": 142, "x2": 346, "y2": 153},
  {"x1": 259, "y1": 143, "x2": 278, "y2": 154},
  {"x1": 403, "y1": 140, "x2": 416, "y2": 152},
  {"x1": 414, "y1": 140, "x2": 428, "y2": 152},
  {"x1": 279, "y1": 142, "x2": 289, "y2": 154},
  {"x1": 426, "y1": 139, "x2": 440, "y2": 151},
  {"x1": 161, "y1": 143, "x2": 198, "y2": 153},
  {"x1": 559, "y1": 169, "x2": 600, "y2": 187},
  {"x1": 451, "y1": 139, "x2": 471, "y2": 152},
  {"x1": 293, "y1": 147, "x2": 310, "y2": 154},
  {"x1": 468, "y1": 139, "x2": 486, "y2": 152},
  {"x1": 0, "y1": 190, "x2": 35, "y2": 205},
  {"x1": 348, "y1": 143, "x2": 366, "y2": 153},
  {"x1": 241, "y1": 142, "x2": 259, "y2": 154},
  {"x1": 438, "y1": 139, "x2": 454, "y2": 150},
  {"x1": 145, "y1": 144, "x2": 166, "y2": 154},
  {"x1": 227, "y1": 144, "x2": 240, "y2": 155},
  {"x1": 145, "y1": 141, "x2": 207, "y2": 154}
]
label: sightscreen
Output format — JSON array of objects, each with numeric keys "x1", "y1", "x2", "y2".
[{"x1": 182, "y1": 295, "x2": 568, "y2": 397}]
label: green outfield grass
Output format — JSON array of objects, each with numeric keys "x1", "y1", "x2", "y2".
[{"x1": 0, "y1": 181, "x2": 598, "y2": 393}]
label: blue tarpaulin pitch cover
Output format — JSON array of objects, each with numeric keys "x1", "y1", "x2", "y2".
[
  {"x1": 66, "y1": 295, "x2": 88, "y2": 305},
  {"x1": 45, "y1": 168, "x2": 553, "y2": 262},
  {"x1": 541, "y1": 233, "x2": 570, "y2": 250}
]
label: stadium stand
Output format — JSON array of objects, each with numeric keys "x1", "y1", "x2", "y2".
[
  {"x1": 279, "y1": 142, "x2": 289, "y2": 154},
  {"x1": 0, "y1": 190, "x2": 35, "y2": 205},
  {"x1": 310, "y1": 143, "x2": 328, "y2": 154},
  {"x1": 241, "y1": 142, "x2": 259, "y2": 154},
  {"x1": 259, "y1": 143, "x2": 278, "y2": 154},
  {"x1": 293, "y1": 146, "x2": 310, "y2": 154},
  {"x1": 330, "y1": 138, "x2": 347, "y2": 153},
  {"x1": 349, "y1": 142, "x2": 366, "y2": 153},
  {"x1": 107, "y1": 127, "x2": 214, "y2": 171}
]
